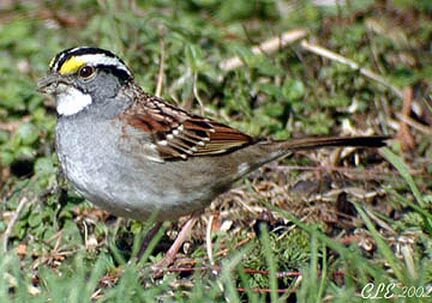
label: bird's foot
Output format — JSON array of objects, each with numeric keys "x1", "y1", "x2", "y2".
[{"x1": 151, "y1": 214, "x2": 199, "y2": 278}]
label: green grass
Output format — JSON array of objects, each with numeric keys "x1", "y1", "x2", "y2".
[{"x1": 1, "y1": 0, "x2": 432, "y2": 302}]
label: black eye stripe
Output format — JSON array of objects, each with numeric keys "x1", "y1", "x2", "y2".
[{"x1": 97, "y1": 64, "x2": 132, "y2": 82}]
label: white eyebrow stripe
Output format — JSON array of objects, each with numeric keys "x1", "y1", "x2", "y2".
[{"x1": 77, "y1": 54, "x2": 126, "y2": 68}]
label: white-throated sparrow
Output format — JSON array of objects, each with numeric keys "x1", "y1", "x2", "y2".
[{"x1": 38, "y1": 47, "x2": 388, "y2": 267}]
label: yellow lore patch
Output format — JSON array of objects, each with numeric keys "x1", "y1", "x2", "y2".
[{"x1": 59, "y1": 57, "x2": 85, "y2": 75}]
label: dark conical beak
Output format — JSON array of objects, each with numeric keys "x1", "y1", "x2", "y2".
[{"x1": 37, "y1": 73, "x2": 63, "y2": 94}]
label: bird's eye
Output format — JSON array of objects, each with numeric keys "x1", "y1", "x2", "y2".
[{"x1": 78, "y1": 66, "x2": 95, "y2": 79}]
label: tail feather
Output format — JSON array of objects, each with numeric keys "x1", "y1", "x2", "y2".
[
  {"x1": 235, "y1": 135, "x2": 389, "y2": 179},
  {"x1": 257, "y1": 135, "x2": 390, "y2": 165},
  {"x1": 277, "y1": 135, "x2": 389, "y2": 151}
]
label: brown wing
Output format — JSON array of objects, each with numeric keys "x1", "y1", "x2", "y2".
[{"x1": 121, "y1": 92, "x2": 254, "y2": 161}]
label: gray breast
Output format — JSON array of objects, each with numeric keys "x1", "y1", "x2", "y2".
[{"x1": 55, "y1": 114, "x2": 227, "y2": 221}]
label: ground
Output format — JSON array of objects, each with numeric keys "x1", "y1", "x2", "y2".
[{"x1": 1, "y1": 1, "x2": 432, "y2": 302}]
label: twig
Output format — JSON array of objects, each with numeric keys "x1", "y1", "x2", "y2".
[
  {"x1": 215, "y1": 232, "x2": 255, "y2": 257},
  {"x1": 3, "y1": 197, "x2": 29, "y2": 252},
  {"x1": 300, "y1": 40, "x2": 404, "y2": 99},
  {"x1": 155, "y1": 37, "x2": 165, "y2": 97},
  {"x1": 219, "y1": 29, "x2": 309, "y2": 71},
  {"x1": 396, "y1": 87, "x2": 416, "y2": 151},
  {"x1": 193, "y1": 72, "x2": 205, "y2": 116},
  {"x1": 364, "y1": 207, "x2": 396, "y2": 234},
  {"x1": 395, "y1": 112, "x2": 432, "y2": 135},
  {"x1": 206, "y1": 214, "x2": 215, "y2": 268}
]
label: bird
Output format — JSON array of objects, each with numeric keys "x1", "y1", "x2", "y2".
[{"x1": 37, "y1": 46, "x2": 388, "y2": 269}]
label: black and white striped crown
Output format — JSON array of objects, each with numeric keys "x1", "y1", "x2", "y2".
[{"x1": 49, "y1": 46, "x2": 133, "y2": 81}]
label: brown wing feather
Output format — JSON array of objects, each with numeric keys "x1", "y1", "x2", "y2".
[{"x1": 121, "y1": 91, "x2": 253, "y2": 161}]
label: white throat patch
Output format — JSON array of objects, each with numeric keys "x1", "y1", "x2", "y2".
[{"x1": 56, "y1": 86, "x2": 92, "y2": 116}]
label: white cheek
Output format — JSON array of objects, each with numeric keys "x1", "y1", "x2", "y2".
[{"x1": 56, "y1": 87, "x2": 92, "y2": 116}]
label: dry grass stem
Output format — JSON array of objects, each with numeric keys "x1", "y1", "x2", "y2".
[
  {"x1": 219, "y1": 29, "x2": 308, "y2": 71},
  {"x1": 300, "y1": 39, "x2": 404, "y2": 99},
  {"x1": 206, "y1": 214, "x2": 215, "y2": 267},
  {"x1": 395, "y1": 112, "x2": 432, "y2": 135},
  {"x1": 3, "y1": 196, "x2": 29, "y2": 252},
  {"x1": 155, "y1": 37, "x2": 165, "y2": 97},
  {"x1": 397, "y1": 87, "x2": 416, "y2": 150},
  {"x1": 192, "y1": 72, "x2": 205, "y2": 116}
]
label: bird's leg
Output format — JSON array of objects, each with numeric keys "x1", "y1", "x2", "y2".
[
  {"x1": 152, "y1": 212, "x2": 200, "y2": 272},
  {"x1": 137, "y1": 221, "x2": 163, "y2": 260}
]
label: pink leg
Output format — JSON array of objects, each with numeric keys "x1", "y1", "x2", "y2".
[{"x1": 152, "y1": 213, "x2": 200, "y2": 273}]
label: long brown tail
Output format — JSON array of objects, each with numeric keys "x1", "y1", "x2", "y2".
[
  {"x1": 277, "y1": 135, "x2": 389, "y2": 151},
  {"x1": 236, "y1": 135, "x2": 389, "y2": 179}
]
